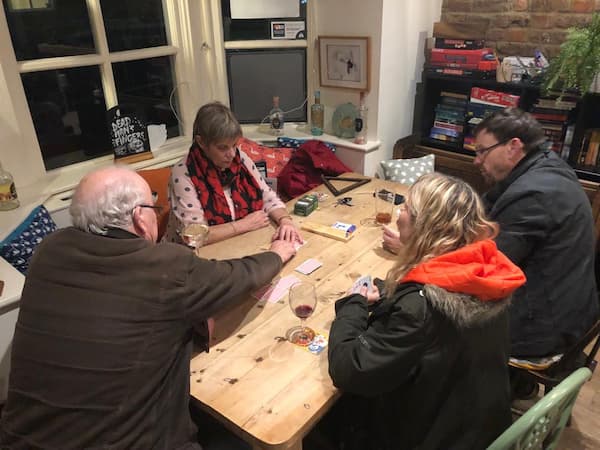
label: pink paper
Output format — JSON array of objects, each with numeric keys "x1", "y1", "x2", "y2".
[{"x1": 253, "y1": 275, "x2": 301, "y2": 303}]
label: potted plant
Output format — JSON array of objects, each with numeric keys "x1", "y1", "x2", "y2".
[{"x1": 544, "y1": 12, "x2": 600, "y2": 95}]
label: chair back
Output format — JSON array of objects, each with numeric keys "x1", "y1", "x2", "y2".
[
  {"x1": 137, "y1": 167, "x2": 171, "y2": 241},
  {"x1": 548, "y1": 319, "x2": 600, "y2": 376},
  {"x1": 488, "y1": 367, "x2": 592, "y2": 450}
]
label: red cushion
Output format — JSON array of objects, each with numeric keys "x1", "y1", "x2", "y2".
[{"x1": 237, "y1": 137, "x2": 292, "y2": 178}]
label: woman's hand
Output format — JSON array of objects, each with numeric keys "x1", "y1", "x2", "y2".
[
  {"x1": 382, "y1": 224, "x2": 403, "y2": 255},
  {"x1": 273, "y1": 217, "x2": 303, "y2": 243},
  {"x1": 238, "y1": 210, "x2": 270, "y2": 233},
  {"x1": 359, "y1": 284, "x2": 381, "y2": 303}
]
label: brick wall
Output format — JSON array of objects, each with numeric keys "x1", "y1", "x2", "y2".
[{"x1": 441, "y1": 0, "x2": 600, "y2": 57}]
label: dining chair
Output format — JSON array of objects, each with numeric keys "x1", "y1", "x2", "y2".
[
  {"x1": 137, "y1": 167, "x2": 171, "y2": 241},
  {"x1": 487, "y1": 367, "x2": 592, "y2": 450},
  {"x1": 508, "y1": 318, "x2": 600, "y2": 396}
]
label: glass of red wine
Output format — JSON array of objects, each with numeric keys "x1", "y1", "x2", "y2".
[{"x1": 288, "y1": 281, "x2": 317, "y2": 346}]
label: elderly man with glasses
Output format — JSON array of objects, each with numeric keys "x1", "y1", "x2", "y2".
[
  {"x1": 472, "y1": 108, "x2": 598, "y2": 396},
  {"x1": 0, "y1": 166, "x2": 296, "y2": 449}
]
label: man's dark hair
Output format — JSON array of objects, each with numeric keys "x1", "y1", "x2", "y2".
[{"x1": 473, "y1": 107, "x2": 546, "y2": 153}]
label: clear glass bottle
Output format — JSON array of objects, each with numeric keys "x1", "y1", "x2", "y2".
[
  {"x1": 0, "y1": 161, "x2": 19, "y2": 211},
  {"x1": 354, "y1": 92, "x2": 368, "y2": 144},
  {"x1": 269, "y1": 96, "x2": 285, "y2": 135},
  {"x1": 310, "y1": 90, "x2": 324, "y2": 136}
]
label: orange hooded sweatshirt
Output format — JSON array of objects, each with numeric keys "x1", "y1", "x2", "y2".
[{"x1": 400, "y1": 239, "x2": 526, "y2": 302}]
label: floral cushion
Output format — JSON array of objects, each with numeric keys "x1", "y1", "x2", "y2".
[
  {"x1": 379, "y1": 154, "x2": 435, "y2": 185},
  {"x1": 0, "y1": 205, "x2": 57, "y2": 274}
]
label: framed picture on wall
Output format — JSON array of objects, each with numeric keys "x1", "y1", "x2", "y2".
[{"x1": 318, "y1": 36, "x2": 370, "y2": 91}]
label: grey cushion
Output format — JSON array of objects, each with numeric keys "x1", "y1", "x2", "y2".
[{"x1": 379, "y1": 154, "x2": 435, "y2": 185}]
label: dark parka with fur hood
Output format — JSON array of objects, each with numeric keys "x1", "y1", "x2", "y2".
[{"x1": 328, "y1": 240, "x2": 526, "y2": 450}]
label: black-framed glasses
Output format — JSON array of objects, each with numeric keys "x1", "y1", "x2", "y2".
[
  {"x1": 474, "y1": 138, "x2": 512, "y2": 159},
  {"x1": 135, "y1": 204, "x2": 164, "y2": 216}
]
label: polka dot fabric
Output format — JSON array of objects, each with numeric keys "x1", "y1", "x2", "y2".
[
  {"x1": 379, "y1": 154, "x2": 435, "y2": 185},
  {"x1": 0, "y1": 205, "x2": 57, "y2": 274}
]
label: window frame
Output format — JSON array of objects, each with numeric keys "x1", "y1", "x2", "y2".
[{"x1": 0, "y1": 0, "x2": 315, "y2": 194}]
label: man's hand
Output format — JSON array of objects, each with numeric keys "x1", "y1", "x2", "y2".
[
  {"x1": 382, "y1": 224, "x2": 402, "y2": 254},
  {"x1": 238, "y1": 211, "x2": 270, "y2": 233},
  {"x1": 269, "y1": 239, "x2": 297, "y2": 264},
  {"x1": 272, "y1": 218, "x2": 303, "y2": 243}
]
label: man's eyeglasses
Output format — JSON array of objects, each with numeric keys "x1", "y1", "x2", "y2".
[
  {"x1": 474, "y1": 139, "x2": 512, "y2": 159},
  {"x1": 134, "y1": 204, "x2": 164, "y2": 217}
]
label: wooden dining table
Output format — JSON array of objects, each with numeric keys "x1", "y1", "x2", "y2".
[{"x1": 190, "y1": 175, "x2": 408, "y2": 450}]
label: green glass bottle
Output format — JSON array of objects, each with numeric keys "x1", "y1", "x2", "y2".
[{"x1": 310, "y1": 90, "x2": 324, "y2": 136}]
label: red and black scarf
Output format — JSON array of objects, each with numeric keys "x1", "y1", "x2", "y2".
[{"x1": 186, "y1": 143, "x2": 264, "y2": 225}]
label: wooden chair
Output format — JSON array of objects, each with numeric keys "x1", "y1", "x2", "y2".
[
  {"x1": 137, "y1": 167, "x2": 171, "y2": 241},
  {"x1": 509, "y1": 318, "x2": 600, "y2": 395},
  {"x1": 488, "y1": 367, "x2": 592, "y2": 450}
]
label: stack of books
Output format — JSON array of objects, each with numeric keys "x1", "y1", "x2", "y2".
[
  {"x1": 429, "y1": 91, "x2": 468, "y2": 144},
  {"x1": 463, "y1": 87, "x2": 520, "y2": 150},
  {"x1": 529, "y1": 95, "x2": 578, "y2": 156},
  {"x1": 577, "y1": 129, "x2": 600, "y2": 167}
]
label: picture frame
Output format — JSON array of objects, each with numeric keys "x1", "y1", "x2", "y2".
[{"x1": 318, "y1": 36, "x2": 370, "y2": 91}]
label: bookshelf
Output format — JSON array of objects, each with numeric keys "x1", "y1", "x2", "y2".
[{"x1": 408, "y1": 72, "x2": 600, "y2": 197}]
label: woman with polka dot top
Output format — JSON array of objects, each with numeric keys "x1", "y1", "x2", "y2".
[{"x1": 163, "y1": 102, "x2": 302, "y2": 246}]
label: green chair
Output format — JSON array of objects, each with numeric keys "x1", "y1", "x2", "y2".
[{"x1": 488, "y1": 367, "x2": 592, "y2": 450}]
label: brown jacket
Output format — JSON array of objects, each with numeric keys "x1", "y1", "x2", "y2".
[{"x1": 0, "y1": 227, "x2": 281, "y2": 449}]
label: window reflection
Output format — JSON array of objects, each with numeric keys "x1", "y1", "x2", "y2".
[
  {"x1": 3, "y1": 0, "x2": 95, "y2": 60},
  {"x1": 21, "y1": 67, "x2": 111, "y2": 170},
  {"x1": 100, "y1": 0, "x2": 167, "y2": 52},
  {"x1": 113, "y1": 56, "x2": 180, "y2": 140}
]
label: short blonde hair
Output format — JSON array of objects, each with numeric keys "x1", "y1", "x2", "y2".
[
  {"x1": 192, "y1": 101, "x2": 242, "y2": 146},
  {"x1": 385, "y1": 173, "x2": 498, "y2": 293}
]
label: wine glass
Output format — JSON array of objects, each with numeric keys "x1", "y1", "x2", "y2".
[
  {"x1": 180, "y1": 221, "x2": 209, "y2": 255},
  {"x1": 287, "y1": 281, "x2": 317, "y2": 346},
  {"x1": 374, "y1": 189, "x2": 395, "y2": 226},
  {"x1": 360, "y1": 189, "x2": 395, "y2": 227}
]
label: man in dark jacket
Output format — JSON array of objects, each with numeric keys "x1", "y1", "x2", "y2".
[
  {"x1": 0, "y1": 166, "x2": 296, "y2": 449},
  {"x1": 473, "y1": 108, "x2": 598, "y2": 358}
]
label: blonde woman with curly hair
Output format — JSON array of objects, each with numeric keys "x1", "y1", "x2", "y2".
[{"x1": 326, "y1": 173, "x2": 526, "y2": 450}]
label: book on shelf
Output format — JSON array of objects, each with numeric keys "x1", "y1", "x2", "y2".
[
  {"x1": 531, "y1": 111, "x2": 569, "y2": 123},
  {"x1": 463, "y1": 87, "x2": 520, "y2": 150},
  {"x1": 469, "y1": 87, "x2": 520, "y2": 108},
  {"x1": 576, "y1": 129, "x2": 600, "y2": 166},
  {"x1": 433, "y1": 120, "x2": 464, "y2": 132},
  {"x1": 434, "y1": 37, "x2": 485, "y2": 50},
  {"x1": 560, "y1": 124, "x2": 575, "y2": 160},
  {"x1": 430, "y1": 91, "x2": 467, "y2": 144},
  {"x1": 535, "y1": 98, "x2": 578, "y2": 110},
  {"x1": 440, "y1": 91, "x2": 469, "y2": 100}
]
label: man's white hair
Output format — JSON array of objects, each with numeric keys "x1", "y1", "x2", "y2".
[{"x1": 69, "y1": 167, "x2": 146, "y2": 234}]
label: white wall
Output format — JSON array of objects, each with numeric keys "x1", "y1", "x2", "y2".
[
  {"x1": 378, "y1": 0, "x2": 443, "y2": 158},
  {"x1": 314, "y1": 0, "x2": 442, "y2": 176}
]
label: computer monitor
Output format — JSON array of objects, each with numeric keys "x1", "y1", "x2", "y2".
[{"x1": 226, "y1": 47, "x2": 307, "y2": 124}]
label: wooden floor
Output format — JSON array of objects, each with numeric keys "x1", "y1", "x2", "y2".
[{"x1": 557, "y1": 366, "x2": 600, "y2": 449}]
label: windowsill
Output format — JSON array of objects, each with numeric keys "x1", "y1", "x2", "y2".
[
  {"x1": 1, "y1": 124, "x2": 381, "y2": 240},
  {"x1": 242, "y1": 123, "x2": 381, "y2": 153},
  {"x1": 0, "y1": 138, "x2": 191, "y2": 241}
]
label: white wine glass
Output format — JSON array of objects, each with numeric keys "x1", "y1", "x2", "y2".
[
  {"x1": 180, "y1": 221, "x2": 209, "y2": 255},
  {"x1": 287, "y1": 282, "x2": 317, "y2": 346}
]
